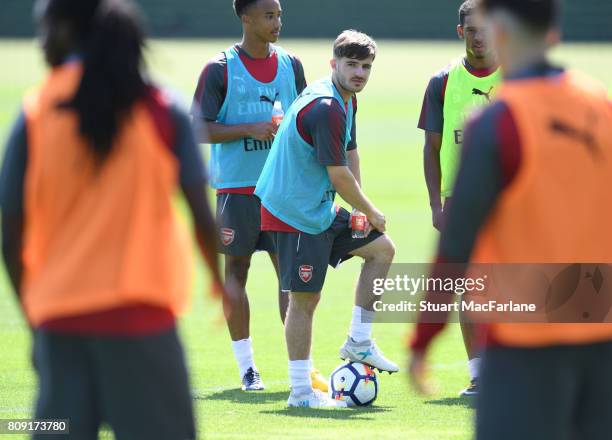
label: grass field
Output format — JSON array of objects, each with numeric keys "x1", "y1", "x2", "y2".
[{"x1": 1, "y1": 39, "x2": 611, "y2": 440}]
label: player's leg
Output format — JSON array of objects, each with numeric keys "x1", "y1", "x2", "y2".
[
  {"x1": 224, "y1": 253, "x2": 264, "y2": 390},
  {"x1": 275, "y1": 231, "x2": 344, "y2": 407},
  {"x1": 329, "y1": 209, "x2": 399, "y2": 373},
  {"x1": 217, "y1": 193, "x2": 264, "y2": 391},
  {"x1": 93, "y1": 328, "x2": 196, "y2": 440},
  {"x1": 267, "y1": 252, "x2": 288, "y2": 323},
  {"x1": 268, "y1": 250, "x2": 328, "y2": 392},
  {"x1": 32, "y1": 332, "x2": 100, "y2": 440},
  {"x1": 574, "y1": 340, "x2": 612, "y2": 439},
  {"x1": 476, "y1": 345, "x2": 578, "y2": 440},
  {"x1": 459, "y1": 317, "x2": 481, "y2": 396}
]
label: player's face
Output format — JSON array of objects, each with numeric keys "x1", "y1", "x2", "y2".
[
  {"x1": 458, "y1": 12, "x2": 494, "y2": 60},
  {"x1": 244, "y1": 0, "x2": 282, "y2": 43},
  {"x1": 35, "y1": 0, "x2": 73, "y2": 66},
  {"x1": 331, "y1": 56, "x2": 374, "y2": 94}
]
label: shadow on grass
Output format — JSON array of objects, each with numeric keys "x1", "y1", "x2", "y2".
[
  {"x1": 424, "y1": 397, "x2": 476, "y2": 408},
  {"x1": 194, "y1": 389, "x2": 287, "y2": 404},
  {"x1": 260, "y1": 405, "x2": 393, "y2": 420}
]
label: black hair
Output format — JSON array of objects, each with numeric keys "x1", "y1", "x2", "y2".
[
  {"x1": 48, "y1": 0, "x2": 147, "y2": 163},
  {"x1": 233, "y1": 0, "x2": 259, "y2": 17},
  {"x1": 480, "y1": 0, "x2": 560, "y2": 32},
  {"x1": 459, "y1": 0, "x2": 478, "y2": 26},
  {"x1": 333, "y1": 30, "x2": 377, "y2": 61}
]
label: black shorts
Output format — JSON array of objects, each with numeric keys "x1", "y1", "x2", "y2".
[
  {"x1": 273, "y1": 208, "x2": 384, "y2": 293},
  {"x1": 32, "y1": 328, "x2": 195, "y2": 440},
  {"x1": 477, "y1": 341, "x2": 612, "y2": 440},
  {"x1": 216, "y1": 193, "x2": 275, "y2": 256}
]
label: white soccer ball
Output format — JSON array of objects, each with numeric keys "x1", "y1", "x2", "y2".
[{"x1": 329, "y1": 362, "x2": 378, "y2": 407}]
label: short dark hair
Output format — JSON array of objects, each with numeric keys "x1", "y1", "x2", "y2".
[
  {"x1": 333, "y1": 30, "x2": 377, "y2": 61},
  {"x1": 459, "y1": 0, "x2": 478, "y2": 26},
  {"x1": 233, "y1": 0, "x2": 259, "y2": 17},
  {"x1": 480, "y1": 0, "x2": 560, "y2": 32}
]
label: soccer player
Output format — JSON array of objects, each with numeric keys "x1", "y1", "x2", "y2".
[
  {"x1": 418, "y1": 0, "x2": 501, "y2": 396},
  {"x1": 0, "y1": 0, "x2": 224, "y2": 438},
  {"x1": 255, "y1": 30, "x2": 399, "y2": 408},
  {"x1": 410, "y1": 0, "x2": 612, "y2": 438},
  {"x1": 191, "y1": 0, "x2": 329, "y2": 392}
]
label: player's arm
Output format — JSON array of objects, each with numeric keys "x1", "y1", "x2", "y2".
[
  {"x1": 423, "y1": 131, "x2": 443, "y2": 217},
  {"x1": 172, "y1": 105, "x2": 224, "y2": 292},
  {"x1": 301, "y1": 97, "x2": 385, "y2": 232},
  {"x1": 191, "y1": 59, "x2": 275, "y2": 144},
  {"x1": 347, "y1": 150, "x2": 361, "y2": 187},
  {"x1": 409, "y1": 102, "x2": 521, "y2": 391},
  {"x1": 346, "y1": 98, "x2": 360, "y2": 186},
  {"x1": 418, "y1": 73, "x2": 446, "y2": 230},
  {"x1": 203, "y1": 121, "x2": 276, "y2": 144},
  {"x1": 327, "y1": 166, "x2": 385, "y2": 232},
  {"x1": 0, "y1": 110, "x2": 27, "y2": 300},
  {"x1": 290, "y1": 54, "x2": 308, "y2": 94}
]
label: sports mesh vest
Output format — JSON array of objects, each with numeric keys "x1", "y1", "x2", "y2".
[
  {"x1": 255, "y1": 78, "x2": 353, "y2": 234},
  {"x1": 441, "y1": 59, "x2": 502, "y2": 197},
  {"x1": 471, "y1": 71, "x2": 612, "y2": 347},
  {"x1": 209, "y1": 45, "x2": 297, "y2": 189},
  {"x1": 22, "y1": 62, "x2": 192, "y2": 326}
]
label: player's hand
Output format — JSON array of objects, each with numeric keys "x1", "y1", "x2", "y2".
[
  {"x1": 408, "y1": 351, "x2": 436, "y2": 395},
  {"x1": 350, "y1": 208, "x2": 372, "y2": 237},
  {"x1": 248, "y1": 122, "x2": 276, "y2": 141},
  {"x1": 366, "y1": 208, "x2": 386, "y2": 233},
  {"x1": 432, "y1": 205, "x2": 444, "y2": 232}
]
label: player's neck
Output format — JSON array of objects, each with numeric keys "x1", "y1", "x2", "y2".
[
  {"x1": 465, "y1": 54, "x2": 497, "y2": 71},
  {"x1": 239, "y1": 34, "x2": 271, "y2": 59},
  {"x1": 332, "y1": 77, "x2": 354, "y2": 103},
  {"x1": 502, "y1": 44, "x2": 548, "y2": 78}
]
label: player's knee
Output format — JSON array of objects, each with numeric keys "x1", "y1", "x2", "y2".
[
  {"x1": 373, "y1": 236, "x2": 396, "y2": 264},
  {"x1": 226, "y1": 257, "x2": 251, "y2": 281},
  {"x1": 289, "y1": 292, "x2": 320, "y2": 314}
]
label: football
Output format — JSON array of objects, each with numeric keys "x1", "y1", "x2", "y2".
[{"x1": 329, "y1": 362, "x2": 378, "y2": 407}]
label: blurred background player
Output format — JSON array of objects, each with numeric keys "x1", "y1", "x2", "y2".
[
  {"x1": 0, "y1": 0, "x2": 226, "y2": 438},
  {"x1": 410, "y1": 0, "x2": 612, "y2": 438},
  {"x1": 190, "y1": 0, "x2": 328, "y2": 392},
  {"x1": 418, "y1": 0, "x2": 501, "y2": 396},
  {"x1": 256, "y1": 30, "x2": 398, "y2": 408}
]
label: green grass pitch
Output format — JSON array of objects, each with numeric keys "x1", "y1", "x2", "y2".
[{"x1": 1, "y1": 39, "x2": 611, "y2": 440}]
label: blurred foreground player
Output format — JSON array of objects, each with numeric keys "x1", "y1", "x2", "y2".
[
  {"x1": 0, "y1": 0, "x2": 225, "y2": 438},
  {"x1": 419, "y1": 0, "x2": 501, "y2": 396},
  {"x1": 410, "y1": 0, "x2": 612, "y2": 438}
]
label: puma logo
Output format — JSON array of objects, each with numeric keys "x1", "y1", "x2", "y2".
[
  {"x1": 472, "y1": 86, "x2": 494, "y2": 103},
  {"x1": 259, "y1": 92, "x2": 279, "y2": 105},
  {"x1": 550, "y1": 119, "x2": 601, "y2": 160}
]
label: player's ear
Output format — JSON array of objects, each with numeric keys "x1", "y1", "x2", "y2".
[
  {"x1": 330, "y1": 58, "x2": 337, "y2": 70},
  {"x1": 241, "y1": 13, "x2": 251, "y2": 26},
  {"x1": 546, "y1": 28, "x2": 561, "y2": 48},
  {"x1": 457, "y1": 24, "x2": 464, "y2": 40}
]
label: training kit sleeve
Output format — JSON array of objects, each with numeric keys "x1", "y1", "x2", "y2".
[
  {"x1": 417, "y1": 66, "x2": 450, "y2": 134},
  {"x1": 411, "y1": 101, "x2": 522, "y2": 352},
  {"x1": 0, "y1": 110, "x2": 28, "y2": 218},
  {"x1": 297, "y1": 97, "x2": 353, "y2": 166}
]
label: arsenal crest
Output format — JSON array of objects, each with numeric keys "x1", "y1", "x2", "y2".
[
  {"x1": 220, "y1": 228, "x2": 235, "y2": 246},
  {"x1": 299, "y1": 265, "x2": 314, "y2": 283}
]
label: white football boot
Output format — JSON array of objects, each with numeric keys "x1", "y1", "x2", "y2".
[
  {"x1": 287, "y1": 389, "x2": 347, "y2": 408},
  {"x1": 339, "y1": 337, "x2": 399, "y2": 373}
]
